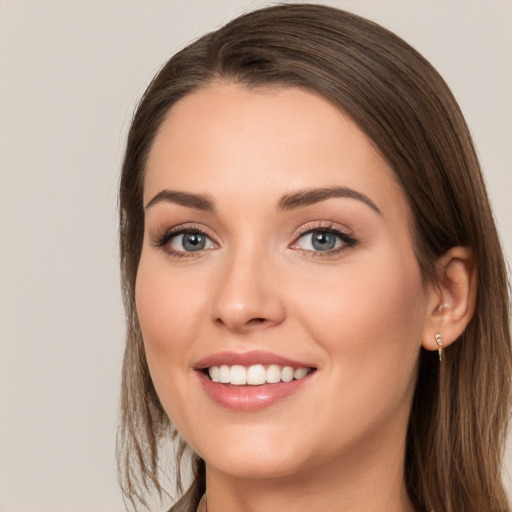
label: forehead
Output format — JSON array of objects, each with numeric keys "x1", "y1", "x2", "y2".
[{"x1": 144, "y1": 82, "x2": 408, "y2": 220}]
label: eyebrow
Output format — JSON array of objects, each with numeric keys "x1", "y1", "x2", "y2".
[
  {"x1": 144, "y1": 186, "x2": 381, "y2": 214},
  {"x1": 277, "y1": 186, "x2": 381, "y2": 214},
  {"x1": 145, "y1": 190, "x2": 215, "y2": 211}
]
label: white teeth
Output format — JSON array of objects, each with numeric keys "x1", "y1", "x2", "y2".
[
  {"x1": 281, "y1": 366, "x2": 294, "y2": 382},
  {"x1": 207, "y1": 364, "x2": 311, "y2": 385},
  {"x1": 266, "y1": 364, "x2": 281, "y2": 384},
  {"x1": 219, "y1": 365, "x2": 230, "y2": 384},
  {"x1": 246, "y1": 364, "x2": 266, "y2": 385},
  {"x1": 209, "y1": 365, "x2": 219, "y2": 382},
  {"x1": 230, "y1": 365, "x2": 247, "y2": 385},
  {"x1": 294, "y1": 368, "x2": 308, "y2": 380}
]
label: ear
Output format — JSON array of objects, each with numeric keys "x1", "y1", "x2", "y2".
[{"x1": 422, "y1": 247, "x2": 477, "y2": 353}]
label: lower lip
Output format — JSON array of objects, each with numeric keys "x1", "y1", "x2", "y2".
[{"x1": 196, "y1": 371, "x2": 314, "y2": 411}]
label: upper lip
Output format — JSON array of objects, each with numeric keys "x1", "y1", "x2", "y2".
[{"x1": 194, "y1": 350, "x2": 316, "y2": 370}]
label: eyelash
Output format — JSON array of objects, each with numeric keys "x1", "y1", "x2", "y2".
[
  {"x1": 291, "y1": 222, "x2": 358, "y2": 258},
  {"x1": 152, "y1": 224, "x2": 218, "y2": 259},
  {"x1": 152, "y1": 221, "x2": 358, "y2": 260}
]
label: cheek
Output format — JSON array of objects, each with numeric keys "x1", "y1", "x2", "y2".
[
  {"x1": 134, "y1": 252, "x2": 205, "y2": 390},
  {"x1": 292, "y1": 250, "x2": 426, "y2": 414},
  {"x1": 312, "y1": 252, "x2": 424, "y2": 342},
  {"x1": 136, "y1": 251, "x2": 204, "y2": 345},
  {"x1": 134, "y1": 253, "x2": 212, "y2": 439}
]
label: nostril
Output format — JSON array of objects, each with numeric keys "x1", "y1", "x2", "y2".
[
  {"x1": 214, "y1": 316, "x2": 268, "y2": 330},
  {"x1": 215, "y1": 317, "x2": 267, "y2": 326},
  {"x1": 248, "y1": 318, "x2": 266, "y2": 325}
]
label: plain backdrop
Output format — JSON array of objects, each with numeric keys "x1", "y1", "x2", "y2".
[{"x1": 0, "y1": 1, "x2": 511, "y2": 511}]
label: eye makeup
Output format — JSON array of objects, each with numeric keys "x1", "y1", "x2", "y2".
[
  {"x1": 150, "y1": 218, "x2": 358, "y2": 261},
  {"x1": 290, "y1": 220, "x2": 358, "y2": 258},
  {"x1": 151, "y1": 223, "x2": 218, "y2": 259}
]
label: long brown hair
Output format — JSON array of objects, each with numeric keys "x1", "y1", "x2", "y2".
[{"x1": 117, "y1": 4, "x2": 511, "y2": 511}]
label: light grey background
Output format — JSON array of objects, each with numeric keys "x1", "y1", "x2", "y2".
[{"x1": 1, "y1": 1, "x2": 511, "y2": 511}]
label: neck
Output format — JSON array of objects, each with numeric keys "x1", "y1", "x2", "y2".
[{"x1": 203, "y1": 425, "x2": 416, "y2": 512}]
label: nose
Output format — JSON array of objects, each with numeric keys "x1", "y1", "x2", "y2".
[{"x1": 211, "y1": 245, "x2": 286, "y2": 333}]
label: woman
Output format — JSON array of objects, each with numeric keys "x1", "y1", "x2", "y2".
[{"x1": 117, "y1": 4, "x2": 511, "y2": 512}]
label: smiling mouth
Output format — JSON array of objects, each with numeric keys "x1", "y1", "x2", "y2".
[{"x1": 204, "y1": 364, "x2": 315, "y2": 386}]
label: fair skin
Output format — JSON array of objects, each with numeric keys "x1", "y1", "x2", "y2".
[{"x1": 136, "y1": 83, "x2": 474, "y2": 512}]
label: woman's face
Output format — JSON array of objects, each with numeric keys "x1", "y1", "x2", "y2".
[{"x1": 136, "y1": 83, "x2": 432, "y2": 480}]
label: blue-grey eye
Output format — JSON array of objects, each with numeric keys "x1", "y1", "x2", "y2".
[
  {"x1": 311, "y1": 231, "x2": 336, "y2": 250},
  {"x1": 294, "y1": 230, "x2": 344, "y2": 252},
  {"x1": 170, "y1": 232, "x2": 214, "y2": 252}
]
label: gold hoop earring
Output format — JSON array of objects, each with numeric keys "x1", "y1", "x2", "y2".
[{"x1": 434, "y1": 333, "x2": 443, "y2": 362}]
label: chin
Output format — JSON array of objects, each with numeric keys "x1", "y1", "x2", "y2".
[
  {"x1": 190, "y1": 427, "x2": 312, "y2": 481},
  {"x1": 204, "y1": 450, "x2": 308, "y2": 481}
]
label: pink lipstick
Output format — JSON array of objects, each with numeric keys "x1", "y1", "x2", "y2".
[{"x1": 194, "y1": 351, "x2": 316, "y2": 411}]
